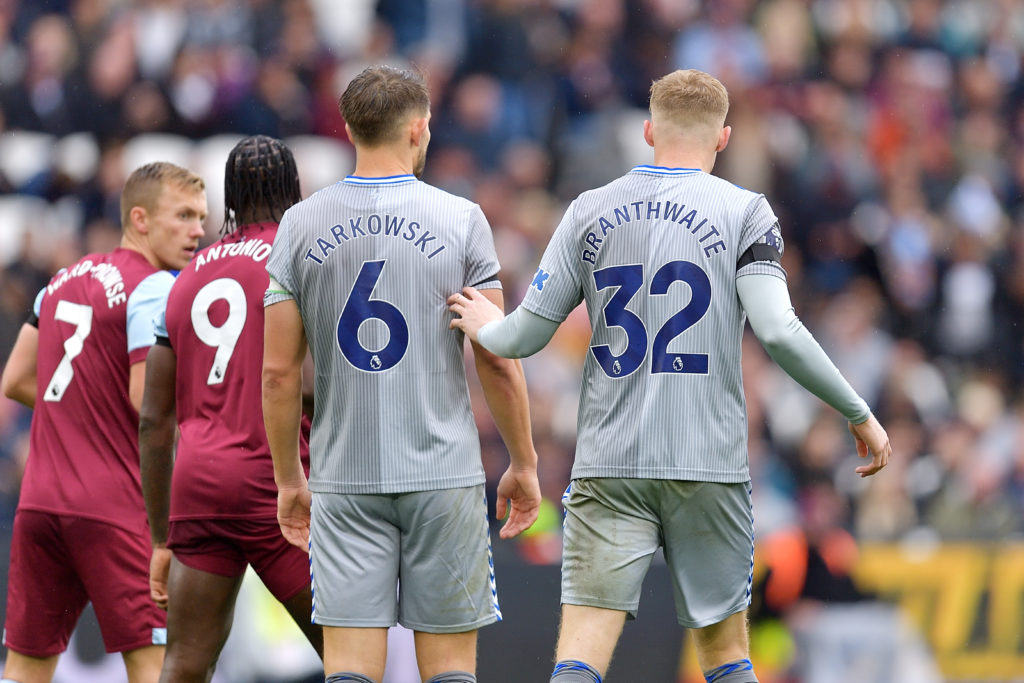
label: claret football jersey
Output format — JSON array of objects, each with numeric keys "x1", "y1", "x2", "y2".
[
  {"x1": 265, "y1": 175, "x2": 502, "y2": 495},
  {"x1": 21, "y1": 248, "x2": 172, "y2": 533},
  {"x1": 521, "y1": 166, "x2": 784, "y2": 483},
  {"x1": 157, "y1": 222, "x2": 310, "y2": 520}
]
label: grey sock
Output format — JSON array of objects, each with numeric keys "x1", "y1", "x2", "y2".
[
  {"x1": 703, "y1": 658, "x2": 758, "y2": 683},
  {"x1": 551, "y1": 659, "x2": 602, "y2": 682},
  {"x1": 424, "y1": 672, "x2": 476, "y2": 683},
  {"x1": 325, "y1": 673, "x2": 378, "y2": 683}
]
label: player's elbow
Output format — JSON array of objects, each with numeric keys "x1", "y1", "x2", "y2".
[{"x1": 1, "y1": 370, "x2": 31, "y2": 406}]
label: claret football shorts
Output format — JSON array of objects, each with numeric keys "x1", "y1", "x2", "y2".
[
  {"x1": 168, "y1": 516, "x2": 311, "y2": 602},
  {"x1": 4, "y1": 510, "x2": 167, "y2": 656},
  {"x1": 309, "y1": 484, "x2": 501, "y2": 633},
  {"x1": 561, "y1": 477, "x2": 754, "y2": 628}
]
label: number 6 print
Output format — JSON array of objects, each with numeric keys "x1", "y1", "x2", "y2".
[{"x1": 337, "y1": 260, "x2": 409, "y2": 372}]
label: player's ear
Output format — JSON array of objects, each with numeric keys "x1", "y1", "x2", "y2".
[
  {"x1": 343, "y1": 122, "x2": 355, "y2": 145},
  {"x1": 715, "y1": 125, "x2": 732, "y2": 153},
  {"x1": 128, "y1": 205, "x2": 149, "y2": 235},
  {"x1": 643, "y1": 119, "x2": 654, "y2": 148},
  {"x1": 410, "y1": 115, "x2": 429, "y2": 147}
]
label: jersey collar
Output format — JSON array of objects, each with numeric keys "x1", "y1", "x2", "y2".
[
  {"x1": 630, "y1": 165, "x2": 702, "y2": 176},
  {"x1": 342, "y1": 174, "x2": 417, "y2": 185}
]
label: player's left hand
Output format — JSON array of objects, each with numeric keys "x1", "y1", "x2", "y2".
[
  {"x1": 278, "y1": 482, "x2": 312, "y2": 551},
  {"x1": 149, "y1": 546, "x2": 172, "y2": 610},
  {"x1": 448, "y1": 287, "x2": 504, "y2": 342},
  {"x1": 495, "y1": 464, "x2": 542, "y2": 539}
]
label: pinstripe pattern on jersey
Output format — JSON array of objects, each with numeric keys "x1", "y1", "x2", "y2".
[
  {"x1": 521, "y1": 168, "x2": 783, "y2": 483},
  {"x1": 266, "y1": 178, "x2": 501, "y2": 494}
]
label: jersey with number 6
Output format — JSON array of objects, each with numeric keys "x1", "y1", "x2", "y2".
[
  {"x1": 158, "y1": 222, "x2": 310, "y2": 520},
  {"x1": 22, "y1": 249, "x2": 172, "y2": 533},
  {"x1": 265, "y1": 174, "x2": 501, "y2": 495},
  {"x1": 521, "y1": 166, "x2": 784, "y2": 483}
]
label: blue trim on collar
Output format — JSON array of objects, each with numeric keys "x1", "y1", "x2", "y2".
[
  {"x1": 343, "y1": 174, "x2": 417, "y2": 185},
  {"x1": 631, "y1": 165, "x2": 702, "y2": 176}
]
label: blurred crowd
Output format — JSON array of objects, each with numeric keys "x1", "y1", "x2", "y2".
[{"x1": 1, "y1": 0, "x2": 1023, "y2": 587}]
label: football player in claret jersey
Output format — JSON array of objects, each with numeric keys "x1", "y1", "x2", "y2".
[
  {"x1": 0, "y1": 162, "x2": 207, "y2": 683},
  {"x1": 449, "y1": 69, "x2": 893, "y2": 683},
  {"x1": 139, "y1": 135, "x2": 322, "y2": 682},
  {"x1": 262, "y1": 65, "x2": 541, "y2": 683}
]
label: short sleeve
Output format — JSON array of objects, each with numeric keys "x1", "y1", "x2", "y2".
[
  {"x1": 520, "y1": 201, "x2": 584, "y2": 323},
  {"x1": 265, "y1": 211, "x2": 298, "y2": 307},
  {"x1": 464, "y1": 204, "x2": 502, "y2": 291},
  {"x1": 153, "y1": 306, "x2": 169, "y2": 340},
  {"x1": 126, "y1": 270, "x2": 175, "y2": 363},
  {"x1": 736, "y1": 195, "x2": 786, "y2": 281},
  {"x1": 33, "y1": 286, "x2": 45, "y2": 317}
]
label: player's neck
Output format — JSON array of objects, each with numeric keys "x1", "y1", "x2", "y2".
[
  {"x1": 351, "y1": 147, "x2": 415, "y2": 178},
  {"x1": 651, "y1": 149, "x2": 716, "y2": 173},
  {"x1": 119, "y1": 230, "x2": 159, "y2": 267}
]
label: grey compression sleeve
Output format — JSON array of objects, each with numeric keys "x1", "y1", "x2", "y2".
[
  {"x1": 476, "y1": 306, "x2": 560, "y2": 359},
  {"x1": 738, "y1": 273, "x2": 871, "y2": 424}
]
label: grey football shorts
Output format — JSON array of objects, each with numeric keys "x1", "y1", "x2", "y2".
[
  {"x1": 309, "y1": 484, "x2": 501, "y2": 633},
  {"x1": 561, "y1": 477, "x2": 754, "y2": 628}
]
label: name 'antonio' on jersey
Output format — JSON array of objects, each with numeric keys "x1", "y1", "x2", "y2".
[
  {"x1": 264, "y1": 175, "x2": 501, "y2": 495},
  {"x1": 521, "y1": 166, "x2": 784, "y2": 483}
]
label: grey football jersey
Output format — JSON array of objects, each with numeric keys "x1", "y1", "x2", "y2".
[
  {"x1": 522, "y1": 166, "x2": 784, "y2": 483},
  {"x1": 265, "y1": 174, "x2": 501, "y2": 494}
]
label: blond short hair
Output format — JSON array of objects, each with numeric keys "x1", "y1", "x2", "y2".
[
  {"x1": 649, "y1": 70, "x2": 729, "y2": 140},
  {"x1": 340, "y1": 65, "x2": 430, "y2": 146},
  {"x1": 120, "y1": 162, "x2": 205, "y2": 229}
]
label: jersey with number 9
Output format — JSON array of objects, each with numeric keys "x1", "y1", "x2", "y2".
[{"x1": 159, "y1": 222, "x2": 310, "y2": 521}]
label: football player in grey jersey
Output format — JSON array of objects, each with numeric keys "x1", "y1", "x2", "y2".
[
  {"x1": 449, "y1": 69, "x2": 891, "y2": 683},
  {"x1": 262, "y1": 65, "x2": 541, "y2": 683}
]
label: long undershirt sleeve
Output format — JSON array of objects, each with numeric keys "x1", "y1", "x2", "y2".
[
  {"x1": 476, "y1": 307, "x2": 561, "y2": 359},
  {"x1": 738, "y1": 273, "x2": 870, "y2": 424}
]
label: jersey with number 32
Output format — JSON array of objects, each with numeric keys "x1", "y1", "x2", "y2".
[
  {"x1": 22, "y1": 248, "x2": 171, "y2": 533},
  {"x1": 521, "y1": 167, "x2": 784, "y2": 483},
  {"x1": 159, "y1": 222, "x2": 310, "y2": 520}
]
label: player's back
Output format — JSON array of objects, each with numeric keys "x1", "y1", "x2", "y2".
[
  {"x1": 267, "y1": 175, "x2": 501, "y2": 495},
  {"x1": 23, "y1": 248, "x2": 168, "y2": 532},
  {"x1": 163, "y1": 222, "x2": 307, "y2": 519},
  {"x1": 525, "y1": 166, "x2": 780, "y2": 483}
]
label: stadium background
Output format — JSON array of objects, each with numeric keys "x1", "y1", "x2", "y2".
[{"x1": 0, "y1": 0, "x2": 1022, "y2": 681}]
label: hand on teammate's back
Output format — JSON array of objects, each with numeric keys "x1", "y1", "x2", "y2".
[
  {"x1": 277, "y1": 483, "x2": 313, "y2": 550},
  {"x1": 848, "y1": 414, "x2": 892, "y2": 477},
  {"x1": 495, "y1": 464, "x2": 543, "y2": 539},
  {"x1": 448, "y1": 287, "x2": 504, "y2": 341}
]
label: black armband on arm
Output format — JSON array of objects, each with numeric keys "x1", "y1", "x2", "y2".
[
  {"x1": 155, "y1": 336, "x2": 172, "y2": 349},
  {"x1": 26, "y1": 312, "x2": 39, "y2": 328},
  {"x1": 737, "y1": 243, "x2": 782, "y2": 269}
]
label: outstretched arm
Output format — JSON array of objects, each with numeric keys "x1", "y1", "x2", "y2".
[
  {"x1": 448, "y1": 287, "x2": 560, "y2": 358},
  {"x1": 467, "y1": 288, "x2": 542, "y2": 539},
  {"x1": 263, "y1": 299, "x2": 311, "y2": 550},
  {"x1": 738, "y1": 273, "x2": 891, "y2": 477},
  {"x1": 138, "y1": 343, "x2": 178, "y2": 609}
]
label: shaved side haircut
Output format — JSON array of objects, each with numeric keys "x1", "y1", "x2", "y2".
[
  {"x1": 339, "y1": 65, "x2": 430, "y2": 146},
  {"x1": 649, "y1": 69, "x2": 730, "y2": 144},
  {"x1": 120, "y1": 161, "x2": 205, "y2": 229}
]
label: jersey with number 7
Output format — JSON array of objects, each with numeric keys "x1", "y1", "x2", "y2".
[
  {"x1": 521, "y1": 166, "x2": 783, "y2": 483},
  {"x1": 157, "y1": 222, "x2": 310, "y2": 520},
  {"x1": 23, "y1": 249, "x2": 172, "y2": 533}
]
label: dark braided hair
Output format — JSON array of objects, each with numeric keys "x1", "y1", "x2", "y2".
[{"x1": 222, "y1": 135, "x2": 301, "y2": 235}]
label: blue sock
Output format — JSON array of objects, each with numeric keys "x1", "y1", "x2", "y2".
[
  {"x1": 704, "y1": 658, "x2": 758, "y2": 682},
  {"x1": 551, "y1": 659, "x2": 602, "y2": 682}
]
